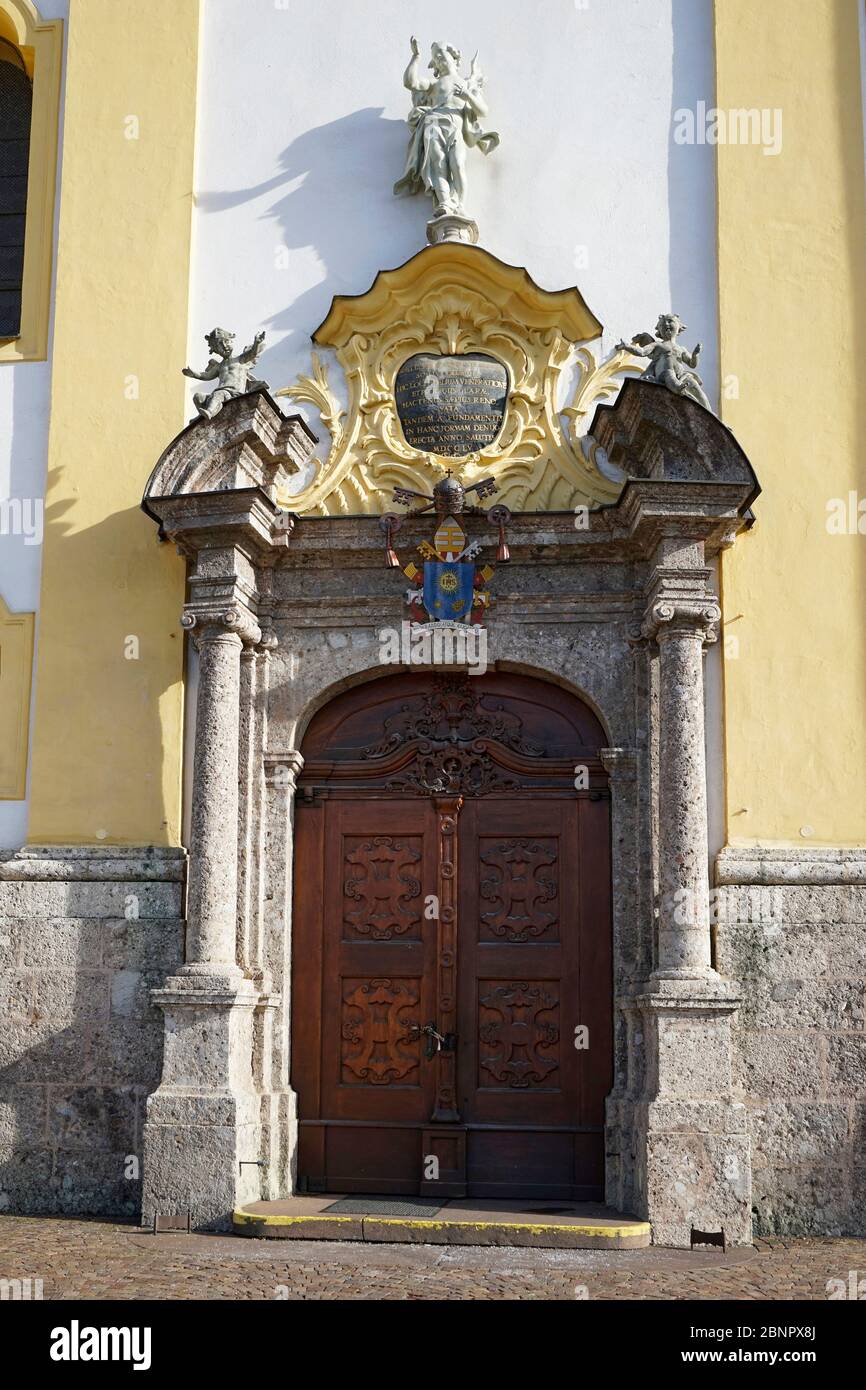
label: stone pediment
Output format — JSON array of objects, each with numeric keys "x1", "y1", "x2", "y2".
[
  {"x1": 142, "y1": 388, "x2": 316, "y2": 525},
  {"x1": 591, "y1": 378, "x2": 760, "y2": 505}
]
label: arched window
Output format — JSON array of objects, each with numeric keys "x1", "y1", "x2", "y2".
[{"x1": 0, "y1": 35, "x2": 31, "y2": 338}]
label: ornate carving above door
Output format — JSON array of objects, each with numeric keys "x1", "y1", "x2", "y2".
[
  {"x1": 298, "y1": 672, "x2": 609, "y2": 798},
  {"x1": 274, "y1": 242, "x2": 626, "y2": 516}
]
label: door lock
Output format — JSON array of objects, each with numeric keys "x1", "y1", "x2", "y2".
[{"x1": 409, "y1": 1022, "x2": 458, "y2": 1059}]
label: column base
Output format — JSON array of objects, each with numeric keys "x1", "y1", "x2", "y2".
[
  {"x1": 638, "y1": 1103, "x2": 752, "y2": 1248},
  {"x1": 623, "y1": 972, "x2": 753, "y2": 1248},
  {"x1": 141, "y1": 973, "x2": 263, "y2": 1231},
  {"x1": 142, "y1": 1091, "x2": 262, "y2": 1232}
]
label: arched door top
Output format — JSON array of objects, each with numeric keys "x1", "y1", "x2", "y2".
[{"x1": 299, "y1": 671, "x2": 609, "y2": 797}]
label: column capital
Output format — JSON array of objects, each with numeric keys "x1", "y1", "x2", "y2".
[
  {"x1": 181, "y1": 604, "x2": 262, "y2": 649},
  {"x1": 600, "y1": 746, "x2": 637, "y2": 782},
  {"x1": 642, "y1": 596, "x2": 721, "y2": 644},
  {"x1": 264, "y1": 750, "x2": 305, "y2": 792}
]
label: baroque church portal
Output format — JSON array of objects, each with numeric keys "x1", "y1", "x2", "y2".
[{"x1": 1, "y1": 1, "x2": 865, "y2": 1267}]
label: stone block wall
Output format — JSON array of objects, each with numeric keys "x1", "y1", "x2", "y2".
[
  {"x1": 715, "y1": 848, "x2": 866, "y2": 1237},
  {"x1": 0, "y1": 848, "x2": 184, "y2": 1217}
]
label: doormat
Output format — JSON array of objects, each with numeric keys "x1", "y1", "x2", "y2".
[{"x1": 323, "y1": 1196, "x2": 443, "y2": 1218}]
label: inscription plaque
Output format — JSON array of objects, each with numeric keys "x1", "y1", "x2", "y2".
[{"x1": 395, "y1": 352, "x2": 508, "y2": 457}]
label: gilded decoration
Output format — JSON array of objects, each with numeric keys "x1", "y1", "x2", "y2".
[{"x1": 274, "y1": 243, "x2": 632, "y2": 515}]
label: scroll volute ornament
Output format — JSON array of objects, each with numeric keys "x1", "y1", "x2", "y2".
[
  {"x1": 642, "y1": 598, "x2": 722, "y2": 645},
  {"x1": 275, "y1": 243, "x2": 624, "y2": 515}
]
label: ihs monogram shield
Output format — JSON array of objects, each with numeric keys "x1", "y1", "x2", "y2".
[{"x1": 422, "y1": 561, "x2": 475, "y2": 623}]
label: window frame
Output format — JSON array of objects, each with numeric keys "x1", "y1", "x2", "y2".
[{"x1": 0, "y1": 0, "x2": 62, "y2": 364}]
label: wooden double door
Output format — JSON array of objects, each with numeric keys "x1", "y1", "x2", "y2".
[{"x1": 291, "y1": 673, "x2": 612, "y2": 1200}]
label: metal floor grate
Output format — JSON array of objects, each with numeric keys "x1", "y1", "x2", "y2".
[{"x1": 323, "y1": 1196, "x2": 443, "y2": 1218}]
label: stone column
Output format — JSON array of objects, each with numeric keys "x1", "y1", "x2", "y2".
[
  {"x1": 632, "y1": 546, "x2": 752, "y2": 1248},
  {"x1": 648, "y1": 597, "x2": 720, "y2": 976},
  {"x1": 138, "y1": 396, "x2": 310, "y2": 1233},
  {"x1": 181, "y1": 611, "x2": 256, "y2": 977}
]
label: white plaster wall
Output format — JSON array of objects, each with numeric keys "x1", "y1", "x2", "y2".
[
  {"x1": 0, "y1": 0, "x2": 69, "y2": 848},
  {"x1": 189, "y1": 0, "x2": 719, "y2": 435}
]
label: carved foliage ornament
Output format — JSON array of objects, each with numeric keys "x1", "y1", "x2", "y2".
[
  {"x1": 478, "y1": 981, "x2": 560, "y2": 1089},
  {"x1": 360, "y1": 676, "x2": 546, "y2": 796},
  {"x1": 341, "y1": 978, "x2": 421, "y2": 1085},
  {"x1": 479, "y1": 838, "x2": 560, "y2": 943},
  {"x1": 343, "y1": 836, "x2": 423, "y2": 940},
  {"x1": 275, "y1": 244, "x2": 630, "y2": 516}
]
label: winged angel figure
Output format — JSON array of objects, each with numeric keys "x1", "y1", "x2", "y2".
[
  {"x1": 616, "y1": 314, "x2": 712, "y2": 411},
  {"x1": 393, "y1": 37, "x2": 500, "y2": 218}
]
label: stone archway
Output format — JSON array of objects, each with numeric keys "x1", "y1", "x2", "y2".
[{"x1": 139, "y1": 378, "x2": 760, "y2": 1243}]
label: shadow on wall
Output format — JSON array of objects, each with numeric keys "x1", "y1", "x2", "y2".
[
  {"x1": 667, "y1": 0, "x2": 719, "y2": 407},
  {"x1": 0, "y1": 470, "x2": 188, "y2": 1213},
  {"x1": 28, "y1": 474, "x2": 184, "y2": 847},
  {"x1": 195, "y1": 106, "x2": 425, "y2": 377}
]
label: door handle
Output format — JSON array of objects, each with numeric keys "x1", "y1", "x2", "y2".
[{"x1": 410, "y1": 1022, "x2": 458, "y2": 1059}]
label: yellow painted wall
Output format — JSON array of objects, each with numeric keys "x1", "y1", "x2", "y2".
[
  {"x1": 27, "y1": 0, "x2": 200, "y2": 845},
  {"x1": 715, "y1": 0, "x2": 866, "y2": 845}
]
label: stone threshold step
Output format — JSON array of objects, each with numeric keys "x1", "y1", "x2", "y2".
[{"x1": 233, "y1": 1198, "x2": 651, "y2": 1249}]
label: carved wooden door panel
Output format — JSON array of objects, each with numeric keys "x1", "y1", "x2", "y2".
[
  {"x1": 294, "y1": 798, "x2": 440, "y2": 1194},
  {"x1": 456, "y1": 797, "x2": 611, "y2": 1199},
  {"x1": 292, "y1": 672, "x2": 612, "y2": 1199}
]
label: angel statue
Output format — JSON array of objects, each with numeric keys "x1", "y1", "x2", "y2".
[
  {"x1": 616, "y1": 314, "x2": 713, "y2": 412},
  {"x1": 393, "y1": 36, "x2": 500, "y2": 222},
  {"x1": 183, "y1": 327, "x2": 269, "y2": 420}
]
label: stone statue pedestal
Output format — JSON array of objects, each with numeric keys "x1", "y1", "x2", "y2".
[{"x1": 427, "y1": 212, "x2": 479, "y2": 246}]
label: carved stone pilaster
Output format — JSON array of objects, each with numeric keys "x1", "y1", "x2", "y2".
[{"x1": 260, "y1": 750, "x2": 304, "y2": 1198}]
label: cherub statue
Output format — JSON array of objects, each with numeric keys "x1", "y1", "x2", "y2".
[
  {"x1": 393, "y1": 36, "x2": 500, "y2": 219},
  {"x1": 183, "y1": 327, "x2": 268, "y2": 420},
  {"x1": 616, "y1": 314, "x2": 712, "y2": 412}
]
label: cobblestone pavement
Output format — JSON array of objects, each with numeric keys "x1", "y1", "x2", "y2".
[{"x1": 0, "y1": 1217, "x2": 863, "y2": 1300}]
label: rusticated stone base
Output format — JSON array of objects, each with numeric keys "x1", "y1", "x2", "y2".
[
  {"x1": 715, "y1": 846, "x2": 866, "y2": 1237},
  {"x1": 0, "y1": 846, "x2": 185, "y2": 1217},
  {"x1": 623, "y1": 973, "x2": 753, "y2": 1248}
]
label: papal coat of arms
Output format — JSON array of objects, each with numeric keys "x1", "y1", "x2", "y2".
[{"x1": 381, "y1": 471, "x2": 510, "y2": 626}]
